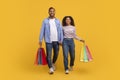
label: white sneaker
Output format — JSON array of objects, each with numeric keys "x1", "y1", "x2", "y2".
[
  {"x1": 65, "y1": 69, "x2": 69, "y2": 74},
  {"x1": 52, "y1": 64, "x2": 56, "y2": 71},
  {"x1": 49, "y1": 67, "x2": 54, "y2": 74}
]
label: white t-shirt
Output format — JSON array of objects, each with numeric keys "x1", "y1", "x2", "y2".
[{"x1": 49, "y1": 18, "x2": 58, "y2": 42}]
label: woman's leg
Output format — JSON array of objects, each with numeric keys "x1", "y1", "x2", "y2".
[
  {"x1": 62, "y1": 39, "x2": 69, "y2": 70},
  {"x1": 69, "y1": 39, "x2": 75, "y2": 67}
]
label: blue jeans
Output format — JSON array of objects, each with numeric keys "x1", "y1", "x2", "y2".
[
  {"x1": 46, "y1": 42, "x2": 59, "y2": 68},
  {"x1": 62, "y1": 38, "x2": 75, "y2": 70}
]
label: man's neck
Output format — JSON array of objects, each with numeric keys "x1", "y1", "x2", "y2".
[{"x1": 49, "y1": 16, "x2": 55, "y2": 19}]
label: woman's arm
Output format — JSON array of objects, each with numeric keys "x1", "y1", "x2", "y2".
[{"x1": 73, "y1": 28, "x2": 85, "y2": 43}]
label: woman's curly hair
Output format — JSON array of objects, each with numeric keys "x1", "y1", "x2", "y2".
[{"x1": 62, "y1": 16, "x2": 75, "y2": 26}]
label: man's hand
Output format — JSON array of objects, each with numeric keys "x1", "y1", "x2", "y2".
[
  {"x1": 59, "y1": 42, "x2": 62, "y2": 46},
  {"x1": 39, "y1": 42, "x2": 42, "y2": 48}
]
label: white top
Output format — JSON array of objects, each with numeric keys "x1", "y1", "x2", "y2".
[
  {"x1": 49, "y1": 18, "x2": 58, "y2": 42},
  {"x1": 62, "y1": 25, "x2": 81, "y2": 40}
]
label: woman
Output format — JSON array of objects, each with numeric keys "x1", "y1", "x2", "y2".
[{"x1": 62, "y1": 16, "x2": 85, "y2": 74}]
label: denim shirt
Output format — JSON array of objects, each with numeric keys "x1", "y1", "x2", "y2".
[{"x1": 39, "y1": 18, "x2": 63, "y2": 43}]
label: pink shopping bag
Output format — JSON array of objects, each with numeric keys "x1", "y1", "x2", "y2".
[{"x1": 86, "y1": 45, "x2": 93, "y2": 61}]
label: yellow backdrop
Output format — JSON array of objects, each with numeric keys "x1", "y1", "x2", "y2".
[{"x1": 0, "y1": 0, "x2": 120, "y2": 80}]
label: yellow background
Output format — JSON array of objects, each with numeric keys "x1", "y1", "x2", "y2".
[{"x1": 0, "y1": 0, "x2": 120, "y2": 80}]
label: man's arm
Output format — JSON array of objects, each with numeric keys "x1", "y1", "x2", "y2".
[
  {"x1": 59, "y1": 22, "x2": 63, "y2": 43},
  {"x1": 39, "y1": 20, "x2": 45, "y2": 47}
]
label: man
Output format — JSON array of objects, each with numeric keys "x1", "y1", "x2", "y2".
[{"x1": 39, "y1": 7, "x2": 63, "y2": 74}]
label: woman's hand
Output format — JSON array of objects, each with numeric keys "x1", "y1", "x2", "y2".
[{"x1": 80, "y1": 39, "x2": 85, "y2": 43}]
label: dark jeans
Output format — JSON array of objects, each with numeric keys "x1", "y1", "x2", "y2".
[
  {"x1": 62, "y1": 38, "x2": 75, "y2": 70},
  {"x1": 46, "y1": 41, "x2": 59, "y2": 68}
]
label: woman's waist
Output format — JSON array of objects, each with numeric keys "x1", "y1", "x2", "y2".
[{"x1": 63, "y1": 38, "x2": 74, "y2": 40}]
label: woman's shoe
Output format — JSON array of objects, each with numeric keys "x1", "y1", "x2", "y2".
[{"x1": 69, "y1": 66, "x2": 73, "y2": 71}]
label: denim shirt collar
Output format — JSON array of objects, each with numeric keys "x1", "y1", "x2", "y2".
[
  {"x1": 46, "y1": 17, "x2": 59, "y2": 27},
  {"x1": 47, "y1": 17, "x2": 58, "y2": 21}
]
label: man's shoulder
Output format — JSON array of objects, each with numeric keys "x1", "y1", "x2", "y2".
[
  {"x1": 42, "y1": 17, "x2": 61, "y2": 23},
  {"x1": 55, "y1": 18, "x2": 60, "y2": 22},
  {"x1": 54, "y1": 18, "x2": 61, "y2": 25},
  {"x1": 42, "y1": 18, "x2": 49, "y2": 22}
]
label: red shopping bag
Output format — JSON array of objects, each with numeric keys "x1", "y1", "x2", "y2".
[
  {"x1": 34, "y1": 49, "x2": 39, "y2": 65},
  {"x1": 34, "y1": 48, "x2": 47, "y2": 65}
]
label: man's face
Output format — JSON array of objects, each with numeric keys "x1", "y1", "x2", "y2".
[{"x1": 48, "y1": 9, "x2": 55, "y2": 17}]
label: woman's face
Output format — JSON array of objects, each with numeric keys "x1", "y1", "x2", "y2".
[{"x1": 65, "y1": 17, "x2": 71, "y2": 25}]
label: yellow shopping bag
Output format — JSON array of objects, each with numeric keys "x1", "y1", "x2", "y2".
[{"x1": 80, "y1": 44, "x2": 84, "y2": 61}]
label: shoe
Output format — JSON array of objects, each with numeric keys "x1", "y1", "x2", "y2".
[
  {"x1": 65, "y1": 69, "x2": 69, "y2": 74},
  {"x1": 69, "y1": 66, "x2": 73, "y2": 71},
  {"x1": 52, "y1": 64, "x2": 56, "y2": 71},
  {"x1": 49, "y1": 67, "x2": 54, "y2": 74}
]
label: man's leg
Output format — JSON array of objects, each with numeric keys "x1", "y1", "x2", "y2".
[
  {"x1": 46, "y1": 43, "x2": 53, "y2": 68},
  {"x1": 52, "y1": 42, "x2": 59, "y2": 64},
  {"x1": 52, "y1": 42, "x2": 59, "y2": 71}
]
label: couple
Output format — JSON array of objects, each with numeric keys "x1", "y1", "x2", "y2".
[{"x1": 39, "y1": 7, "x2": 85, "y2": 74}]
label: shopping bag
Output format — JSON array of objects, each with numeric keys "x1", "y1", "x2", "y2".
[
  {"x1": 34, "y1": 48, "x2": 47, "y2": 65},
  {"x1": 86, "y1": 45, "x2": 93, "y2": 61},
  {"x1": 38, "y1": 49, "x2": 42, "y2": 64},
  {"x1": 83, "y1": 44, "x2": 88, "y2": 62},
  {"x1": 80, "y1": 44, "x2": 84, "y2": 61},
  {"x1": 80, "y1": 44, "x2": 93, "y2": 62},
  {"x1": 34, "y1": 49, "x2": 39, "y2": 65},
  {"x1": 41, "y1": 48, "x2": 47, "y2": 65}
]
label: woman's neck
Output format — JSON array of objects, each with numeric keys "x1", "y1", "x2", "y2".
[{"x1": 66, "y1": 24, "x2": 71, "y2": 26}]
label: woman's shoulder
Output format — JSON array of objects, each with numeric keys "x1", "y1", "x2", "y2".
[
  {"x1": 62, "y1": 25, "x2": 75, "y2": 29},
  {"x1": 72, "y1": 26, "x2": 75, "y2": 27},
  {"x1": 70, "y1": 26, "x2": 76, "y2": 29}
]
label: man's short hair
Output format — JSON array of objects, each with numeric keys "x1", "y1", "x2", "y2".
[{"x1": 48, "y1": 7, "x2": 55, "y2": 12}]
